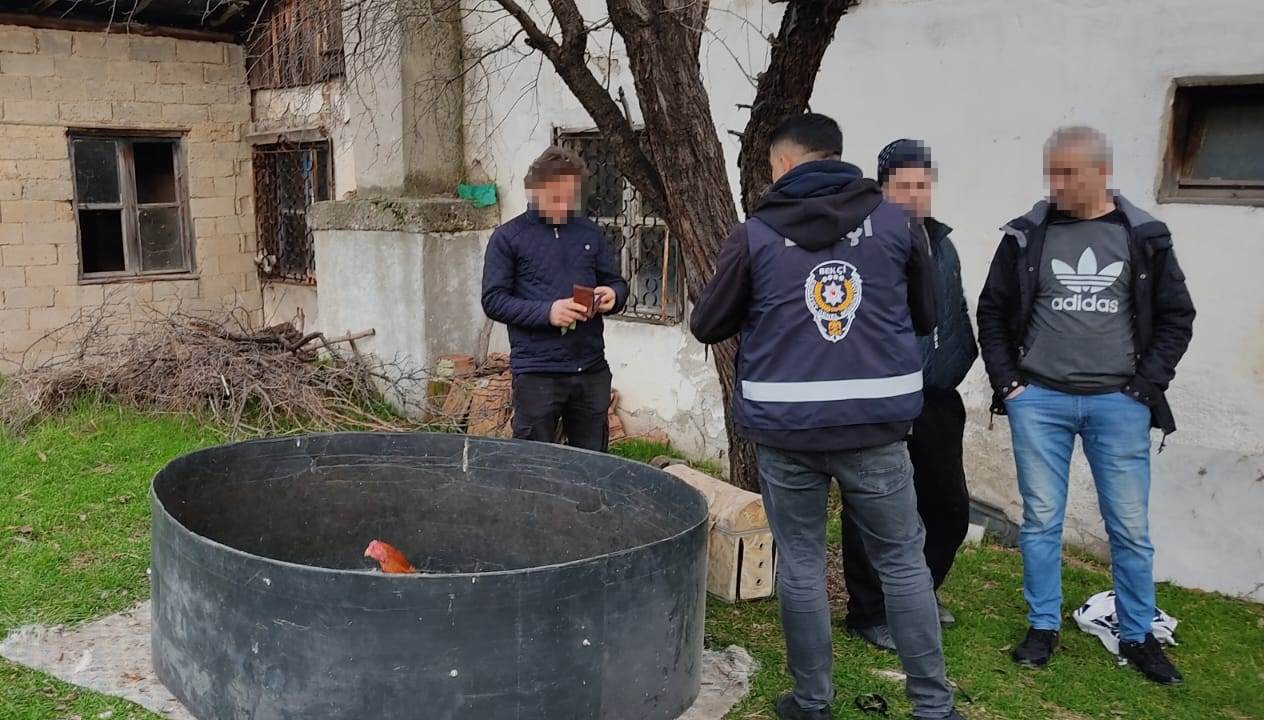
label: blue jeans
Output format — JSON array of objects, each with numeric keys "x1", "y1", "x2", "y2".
[
  {"x1": 1005, "y1": 384, "x2": 1155, "y2": 643},
  {"x1": 756, "y1": 442, "x2": 955, "y2": 719}
]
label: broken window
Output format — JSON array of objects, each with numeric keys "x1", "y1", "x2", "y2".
[
  {"x1": 1161, "y1": 79, "x2": 1264, "y2": 206},
  {"x1": 253, "y1": 141, "x2": 332, "y2": 283},
  {"x1": 246, "y1": 0, "x2": 345, "y2": 90},
  {"x1": 555, "y1": 129, "x2": 683, "y2": 325},
  {"x1": 69, "y1": 133, "x2": 193, "y2": 278}
]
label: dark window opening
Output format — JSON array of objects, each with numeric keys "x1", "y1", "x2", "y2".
[
  {"x1": 78, "y1": 209, "x2": 126, "y2": 274},
  {"x1": 70, "y1": 134, "x2": 193, "y2": 278},
  {"x1": 555, "y1": 129, "x2": 683, "y2": 325},
  {"x1": 134, "y1": 143, "x2": 178, "y2": 204},
  {"x1": 73, "y1": 140, "x2": 120, "y2": 205},
  {"x1": 253, "y1": 141, "x2": 332, "y2": 283},
  {"x1": 1161, "y1": 79, "x2": 1264, "y2": 206}
]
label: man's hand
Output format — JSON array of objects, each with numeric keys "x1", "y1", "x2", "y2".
[
  {"x1": 549, "y1": 299, "x2": 589, "y2": 328},
  {"x1": 593, "y1": 286, "x2": 618, "y2": 315},
  {"x1": 1006, "y1": 385, "x2": 1027, "y2": 400}
]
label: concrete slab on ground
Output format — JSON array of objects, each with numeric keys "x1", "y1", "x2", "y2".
[{"x1": 1, "y1": 602, "x2": 756, "y2": 719}]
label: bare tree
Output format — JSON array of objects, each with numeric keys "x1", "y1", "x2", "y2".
[{"x1": 344, "y1": 0, "x2": 860, "y2": 490}]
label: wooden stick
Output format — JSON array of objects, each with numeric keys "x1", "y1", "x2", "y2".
[{"x1": 325, "y1": 329, "x2": 376, "y2": 345}]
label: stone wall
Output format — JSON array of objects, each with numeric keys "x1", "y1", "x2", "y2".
[{"x1": 0, "y1": 24, "x2": 259, "y2": 370}]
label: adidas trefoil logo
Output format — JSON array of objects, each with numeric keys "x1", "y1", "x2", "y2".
[{"x1": 1050, "y1": 248, "x2": 1123, "y2": 313}]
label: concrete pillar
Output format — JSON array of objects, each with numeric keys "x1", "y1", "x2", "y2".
[
  {"x1": 341, "y1": 1, "x2": 465, "y2": 196},
  {"x1": 401, "y1": 2, "x2": 466, "y2": 195},
  {"x1": 308, "y1": 198, "x2": 498, "y2": 406}
]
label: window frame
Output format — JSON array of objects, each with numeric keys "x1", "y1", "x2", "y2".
[
  {"x1": 251, "y1": 137, "x2": 334, "y2": 284},
  {"x1": 1158, "y1": 75, "x2": 1264, "y2": 207},
  {"x1": 67, "y1": 128, "x2": 196, "y2": 282},
  {"x1": 553, "y1": 127, "x2": 684, "y2": 326}
]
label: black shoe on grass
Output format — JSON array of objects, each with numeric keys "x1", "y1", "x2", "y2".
[
  {"x1": 1012, "y1": 628, "x2": 1059, "y2": 667},
  {"x1": 774, "y1": 692, "x2": 833, "y2": 720},
  {"x1": 1120, "y1": 634, "x2": 1184, "y2": 686}
]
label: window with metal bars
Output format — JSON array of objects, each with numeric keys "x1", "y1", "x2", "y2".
[
  {"x1": 253, "y1": 141, "x2": 332, "y2": 283},
  {"x1": 69, "y1": 131, "x2": 193, "y2": 279},
  {"x1": 246, "y1": 0, "x2": 345, "y2": 90},
  {"x1": 554, "y1": 129, "x2": 683, "y2": 325}
]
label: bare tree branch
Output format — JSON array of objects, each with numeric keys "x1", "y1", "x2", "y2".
[
  {"x1": 488, "y1": 0, "x2": 560, "y2": 53},
  {"x1": 484, "y1": 0, "x2": 667, "y2": 209},
  {"x1": 546, "y1": 0, "x2": 587, "y2": 49}
]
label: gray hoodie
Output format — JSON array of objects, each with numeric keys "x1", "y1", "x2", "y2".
[{"x1": 1016, "y1": 201, "x2": 1137, "y2": 393}]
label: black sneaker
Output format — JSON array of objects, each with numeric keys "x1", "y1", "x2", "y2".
[
  {"x1": 774, "y1": 692, "x2": 833, "y2": 720},
  {"x1": 1012, "y1": 628, "x2": 1059, "y2": 667},
  {"x1": 1119, "y1": 634, "x2": 1184, "y2": 686}
]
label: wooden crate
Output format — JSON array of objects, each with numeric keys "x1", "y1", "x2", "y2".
[{"x1": 663, "y1": 464, "x2": 776, "y2": 603}]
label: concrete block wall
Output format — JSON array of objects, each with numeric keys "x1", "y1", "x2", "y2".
[{"x1": 0, "y1": 24, "x2": 260, "y2": 370}]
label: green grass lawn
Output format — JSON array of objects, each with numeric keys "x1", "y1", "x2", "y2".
[
  {"x1": 1, "y1": 406, "x2": 1261, "y2": 719},
  {"x1": 0, "y1": 404, "x2": 219, "y2": 720}
]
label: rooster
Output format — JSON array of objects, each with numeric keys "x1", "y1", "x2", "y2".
[{"x1": 363, "y1": 540, "x2": 417, "y2": 574}]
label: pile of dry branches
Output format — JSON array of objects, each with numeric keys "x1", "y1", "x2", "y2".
[{"x1": 0, "y1": 304, "x2": 430, "y2": 438}]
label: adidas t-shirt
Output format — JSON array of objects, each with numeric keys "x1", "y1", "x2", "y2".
[{"x1": 1020, "y1": 207, "x2": 1136, "y2": 393}]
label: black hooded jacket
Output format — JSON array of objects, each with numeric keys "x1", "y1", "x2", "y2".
[
  {"x1": 976, "y1": 195, "x2": 1195, "y2": 436},
  {"x1": 691, "y1": 160, "x2": 937, "y2": 451}
]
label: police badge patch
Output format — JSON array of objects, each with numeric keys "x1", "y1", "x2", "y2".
[{"x1": 804, "y1": 260, "x2": 863, "y2": 342}]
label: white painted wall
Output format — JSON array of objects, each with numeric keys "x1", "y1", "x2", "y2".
[{"x1": 464, "y1": 0, "x2": 1264, "y2": 599}]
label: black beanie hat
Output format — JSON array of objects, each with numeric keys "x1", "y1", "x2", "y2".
[{"x1": 877, "y1": 138, "x2": 933, "y2": 186}]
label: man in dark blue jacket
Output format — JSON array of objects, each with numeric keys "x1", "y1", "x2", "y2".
[
  {"x1": 481, "y1": 146, "x2": 629, "y2": 451},
  {"x1": 691, "y1": 114, "x2": 963, "y2": 720},
  {"x1": 840, "y1": 140, "x2": 979, "y2": 652}
]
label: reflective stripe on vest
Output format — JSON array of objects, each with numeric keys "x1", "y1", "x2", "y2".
[{"x1": 741, "y1": 370, "x2": 923, "y2": 403}]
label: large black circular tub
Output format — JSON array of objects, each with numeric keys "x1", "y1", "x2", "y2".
[{"x1": 149, "y1": 433, "x2": 709, "y2": 720}]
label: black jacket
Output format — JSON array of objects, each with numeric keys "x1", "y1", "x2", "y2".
[
  {"x1": 976, "y1": 195, "x2": 1195, "y2": 434},
  {"x1": 920, "y1": 218, "x2": 978, "y2": 391},
  {"x1": 481, "y1": 209, "x2": 629, "y2": 375}
]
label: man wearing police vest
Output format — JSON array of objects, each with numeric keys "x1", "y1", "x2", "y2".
[{"x1": 691, "y1": 114, "x2": 963, "y2": 720}]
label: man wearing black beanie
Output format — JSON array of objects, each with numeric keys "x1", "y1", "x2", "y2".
[{"x1": 840, "y1": 139, "x2": 978, "y2": 652}]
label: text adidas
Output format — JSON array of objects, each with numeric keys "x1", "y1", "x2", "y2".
[{"x1": 1051, "y1": 294, "x2": 1119, "y2": 313}]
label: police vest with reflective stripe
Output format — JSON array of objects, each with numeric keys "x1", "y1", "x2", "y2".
[{"x1": 734, "y1": 202, "x2": 924, "y2": 432}]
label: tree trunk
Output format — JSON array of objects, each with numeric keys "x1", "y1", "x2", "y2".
[{"x1": 606, "y1": 1, "x2": 761, "y2": 490}]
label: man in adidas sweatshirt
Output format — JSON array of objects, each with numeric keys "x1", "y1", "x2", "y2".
[
  {"x1": 977, "y1": 127, "x2": 1195, "y2": 685},
  {"x1": 691, "y1": 114, "x2": 963, "y2": 720}
]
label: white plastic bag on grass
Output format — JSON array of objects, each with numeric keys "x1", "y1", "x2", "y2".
[{"x1": 1072, "y1": 590, "x2": 1178, "y2": 658}]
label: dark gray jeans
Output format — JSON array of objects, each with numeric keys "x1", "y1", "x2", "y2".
[{"x1": 756, "y1": 442, "x2": 955, "y2": 719}]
